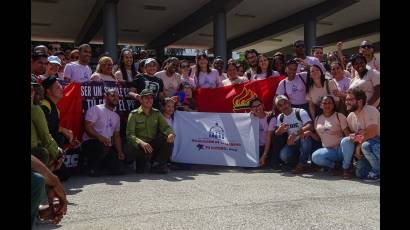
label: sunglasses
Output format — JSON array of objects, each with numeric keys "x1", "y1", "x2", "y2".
[{"x1": 360, "y1": 45, "x2": 373, "y2": 49}]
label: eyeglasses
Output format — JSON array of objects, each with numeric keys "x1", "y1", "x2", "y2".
[
  {"x1": 345, "y1": 97, "x2": 356, "y2": 102},
  {"x1": 360, "y1": 45, "x2": 373, "y2": 49}
]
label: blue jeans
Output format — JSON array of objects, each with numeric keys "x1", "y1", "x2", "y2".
[
  {"x1": 361, "y1": 137, "x2": 380, "y2": 176},
  {"x1": 312, "y1": 146, "x2": 342, "y2": 169},
  {"x1": 280, "y1": 137, "x2": 312, "y2": 165},
  {"x1": 340, "y1": 137, "x2": 355, "y2": 169},
  {"x1": 355, "y1": 157, "x2": 373, "y2": 179}
]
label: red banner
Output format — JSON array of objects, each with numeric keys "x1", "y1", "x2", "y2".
[{"x1": 196, "y1": 76, "x2": 285, "y2": 113}]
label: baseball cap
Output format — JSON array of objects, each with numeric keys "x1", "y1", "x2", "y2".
[
  {"x1": 144, "y1": 58, "x2": 157, "y2": 66},
  {"x1": 140, "y1": 89, "x2": 154, "y2": 97},
  {"x1": 275, "y1": 95, "x2": 289, "y2": 106},
  {"x1": 47, "y1": 55, "x2": 62, "y2": 66}
]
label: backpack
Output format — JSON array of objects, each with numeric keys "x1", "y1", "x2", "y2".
[
  {"x1": 283, "y1": 74, "x2": 307, "y2": 97},
  {"x1": 279, "y1": 108, "x2": 302, "y2": 123},
  {"x1": 266, "y1": 111, "x2": 276, "y2": 124}
]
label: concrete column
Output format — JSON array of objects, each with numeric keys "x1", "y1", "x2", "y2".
[
  {"x1": 304, "y1": 19, "x2": 316, "y2": 56},
  {"x1": 213, "y1": 11, "x2": 227, "y2": 65},
  {"x1": 155, "y1": 47, "x2": 165, "y2": 64},
  {"x1": 103, "y1": 0, "x2": 118, "y2": 63}
]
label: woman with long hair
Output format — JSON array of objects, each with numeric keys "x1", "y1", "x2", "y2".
[
  {"x1": 306, "y1": 64, "x2": 338, "y2": 119},
  {"x1": 330, "y1": 62, "x2": 351, "y2": 115},
  {"x1": 253, "y1": 54, "x2": 280, "y2": 80},
  {"x1": 311, "y1": 96, "x2": 352, "y2": 179},
  {"x1": 114, "y1": 48, "x2": 137, "y2": 84},
  {"x1": 221, "y1": 60, "x2": 248, "y2": 86},
  {"x1": 193, "y1": 52, "x2": 221, "y2": 89}
]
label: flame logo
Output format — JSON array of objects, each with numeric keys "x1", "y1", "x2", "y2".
[{"x1": 232, "y1": 87, "x2": 258, "y2": 111}]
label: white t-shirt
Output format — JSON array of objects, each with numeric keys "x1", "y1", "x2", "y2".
[
  {"x1": 331, "y1": 76, "x2": 351, "y2": 93},
  {"x1": 277, "y1": 108, "x2": 312, "y2": 139},
  {"x1": 155, "y1": 70, "x2": 181, "y2": 97},
  {"x1": 254, "y1": 114, "x2": 276, "y2": 146},
  {"x1": 63, "y1": 61, "x2": 92, "y2": 83},
  {"x1": 367, "y1": 57, "x2": 380, "y2": 72},
  {"x1": 252, "y1": 71, "x2": 281, "y2": 81},
  {"x1": 276, "y1": 72, "x2": 308, "y2": 105},
  {"x1": 90, "y1": 73, "x2": 116, "y2": 82},
  {"x1": 82, "y1": 104, "x2": 120, "y2": 144},
  {"x1": 297, "y1": 56, "x2": 324, "y2": 73},
  {"x1": 195, "y1": 69, "x2": 221, "y2": 88},
  {"x1": 349, "y1": 68, "x2": 380, "y2": 107}
]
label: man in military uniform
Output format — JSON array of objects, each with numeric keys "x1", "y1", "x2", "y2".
[{"x1": 126, "y1": 89, "x2": 176, "y2": 174}]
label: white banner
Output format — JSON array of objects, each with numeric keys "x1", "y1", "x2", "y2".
[{"x1": 171, "y1": 111, "x2": 259, "y2": 167}]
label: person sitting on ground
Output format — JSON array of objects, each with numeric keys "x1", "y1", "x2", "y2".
[
  {"x1": 222, "y1": 60, "x2": 248, "y2": 86},
  {"x1": 81, "y1": 89, "x2": 125, "y2": 176},
  {"x1": 155, "y1": 57, "x2": 181, "y2": 98},
  {"x1": 114, "y1": 48, "x2": 137, "y2": 84},
  {"x1": 31, "y1": 155, "x2": 67, "y2": 227},
  {"x1": 90, "y1": 56, "x2": 116, "y2": 82},
  {"x1": 348, "y1": 54, "x2": 380, "y2": 108},
  {"x1": 193, "y1": 52, "x2": 222, "y2": 89},
  {"x1": 311, "y1": 96, "x2": 352, "y2": 178},
  {"x1": 306, "y1": 64, "x2": 338, "y2": 120},
  {"x1": 179, "y1": 59, "x2": 196, "y2": 88},
  {"x1": 126, "y1": 89, "x2": 176, "y2": 174},
  {"x1": 274, "y1": 95, "x2": 314, "y2": 174},
  {"x1": 341, "y1": 88, "x2": 380, "y2": 182},
  {"x1": 252, "y1": 54, "x2": 280, "y2": 80},
  {"x1": 128, "y1": 58, "x2": 165, "y2": 110},
  {"x1": 213, "y1": 56, "x2": 227, "y2": 82},
  {"x1": 276, "y1": 59, "x2": 309, "y2": 112},
  {"x1": 39, "y1": 55, "x2": 62, "y2": 81},
  {"x1": 63, "y1": 44, "x2": 92, "y2": 83},
  {"x1": 249, "y1": 97, "x2": 277, "y2": 167}
]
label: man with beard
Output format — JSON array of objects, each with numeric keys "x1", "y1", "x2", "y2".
[
  {"x1": 340, "y1": 88, "x2": 380, "y2": 182},
  {"x1": 82, "y1": 89, "x2": 126, "y2": 176},
  {"x1": 244, "y1": 49, "x2": 259, "y2": 80}
]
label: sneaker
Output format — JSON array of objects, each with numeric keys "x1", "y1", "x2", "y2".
[
  {"x1": 151, "y1": 163, "x2": 169, "y2": 174},
  {"x1": 364, "y1": 172, "x2": 380, "y2": 182},
  {"x1": 292, "y1": 163, "x2": 305, "y2": 174},
  {"x1": 342, "y1": 169, "x2": 352, "y2": 179}
]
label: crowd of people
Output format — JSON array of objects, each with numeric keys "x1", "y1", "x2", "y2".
[{"x1": 31, "y1": 39, "x2": 380, "y2": 228}]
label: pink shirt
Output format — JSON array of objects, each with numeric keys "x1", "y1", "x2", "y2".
[
  {"x1": 276, "y1": 72, "x2": 308, "y2": 105},
  {"x1": 82, "y1": 104, "x2": 120, "y2": 144}
]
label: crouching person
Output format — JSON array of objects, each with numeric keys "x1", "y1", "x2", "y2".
[
  {"x1": 126, "y1": 89, "x2": 176, "y2": 174},
  {"x1": 341, "y1": 88, "x2": 380, "y2": 182},
  {"x1": 274, "y1": 95, "x2": 314, "y2": 174},
  {"x1": 81, "y1": 89, "x2": 125, "y2": 176}
]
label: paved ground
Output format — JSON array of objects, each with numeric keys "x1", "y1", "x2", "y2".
[{"x1": 35, "y1": 165, "x2": 379, "y2": 230}]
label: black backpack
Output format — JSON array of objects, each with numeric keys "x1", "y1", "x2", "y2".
[{"x1": 279, "y1": 108, "x2": 302, "y2": 124}]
